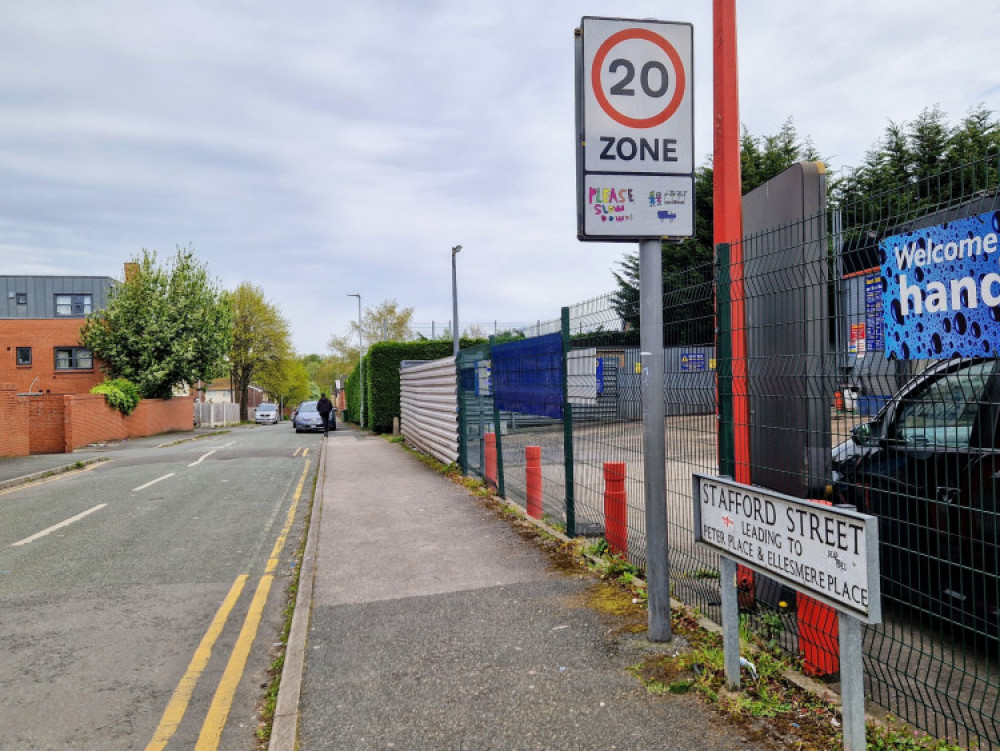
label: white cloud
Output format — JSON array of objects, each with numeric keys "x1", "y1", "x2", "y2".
[{"x1": 1, "y1": 1, "x2": 998, "y2": 352}]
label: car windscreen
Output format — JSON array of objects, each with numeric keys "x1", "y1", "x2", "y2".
[
  {"x1": 298, "y1": 402, "x2": 319, "y2": 413},
  {"x1": 890, "y1": 361, "x2": 994, "y2": 448}
]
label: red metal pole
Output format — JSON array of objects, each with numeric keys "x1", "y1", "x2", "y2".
[
  {"x1": 713, "y1": 0, "x2": 749, "y2": 486},
  {"x1": 525, "y1": 445, "x2": 543, "y2": 519},
  {"x1": 603, "y1": 462, "x2": 628, "y2": 557},
  {"x1": 484, "y1": 433, "x2": 498, "y2": 490},
  {"x1": 714, "y1": 0, "x2": 754, "y2": 602}
]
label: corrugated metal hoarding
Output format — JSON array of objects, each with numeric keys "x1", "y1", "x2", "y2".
[{"x1": 399, "y1": 357, "x2": 459, "y2": 465}]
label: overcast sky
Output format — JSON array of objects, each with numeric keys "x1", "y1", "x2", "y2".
[{"x1": 3, "y1": 2, "x2": 999, "y2": 353}]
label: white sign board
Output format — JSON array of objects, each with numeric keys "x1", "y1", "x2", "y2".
[
  {"x1": 693, "y1": 474, "x2": 882, "y2": 623},
  {"x1": 576, "y1": 16, "x2": 694, "y2": 241}
]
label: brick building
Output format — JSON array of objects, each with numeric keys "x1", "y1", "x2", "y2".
[
  {"x1": 0, "y1": 274, "x2": 198, "y2": 455},
  {"x1": 1, "y1": 275, "x2": 114, "y2": 396}
]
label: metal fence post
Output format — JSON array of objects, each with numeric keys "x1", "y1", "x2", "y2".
[
  {"x1": 490, "y1": 337, "x2": 506, "y2": 498},
  {"x1": 561, "y1": 307, "x2": 576, "y2": 538},
  {"x1": 456, "y1": 351, "x2": 467, "y2": 475},
  {"x1": 716, "y1": 243, "x2": 735, "y2": 479}
]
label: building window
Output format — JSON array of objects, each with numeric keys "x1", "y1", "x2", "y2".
[
  {"x1": 54, "y1": 347, "x2": 93, "y2": 370},
  {"x1": 15, "y1": 292, "x2": 27, "y2": 305},
  {"x1": 16, "y1": 347, "x2": 32, "y2": 366},
  {"x1": 54, "y1": 293, "x2": 93, "y2": 317}
]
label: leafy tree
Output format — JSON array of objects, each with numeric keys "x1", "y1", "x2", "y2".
[
  {"x1": 81, "y1": 247, "x2": 232, "y2": 399},
  {"x1": 228, "y1": 282, "x2": 293, "y2": 421},
  {"x1": 832, "y1": 105, "x2": 1000, "y2": 246},
  {"x1": 328, "y1": 298, "x2": 415, "y2": 373},
  {"x1": 612, "y1": 119, "x2": 820, "y2": 342},
  {"x1": 258, "y1": 357, "x2": 311, "y2": 412}
]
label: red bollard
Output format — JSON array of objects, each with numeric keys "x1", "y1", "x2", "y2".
[
  {"x1": 798, "y1": 498, "x2": 840, "y2": 676},
  {"x1": 603, "y1": 462, "x2": 628, "y2": 556},
  {"x1": 484, "y1": 433, "x2": 498, "y2": 490},
  {"x1": 525, "y1": 446, "x2": 542, "y2": 519}
]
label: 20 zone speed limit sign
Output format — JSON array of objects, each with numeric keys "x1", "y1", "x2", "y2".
[
  {"x1": 576, "y1": 16, "x2": 694, "y2": 241},
  {"x1": 581, "y1": 17, "x2": 693, "y2": 173}
]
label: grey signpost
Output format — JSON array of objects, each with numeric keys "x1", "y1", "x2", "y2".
[
  {"x1": 576, "y1": 16, "x2": 695, "y2": 641},
  {"x1": 693, "y1": 473, "x2": 881, "y2": 751}
]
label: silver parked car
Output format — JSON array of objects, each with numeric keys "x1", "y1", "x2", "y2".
[
  {"x1": 254, "y1": 402, "x2": 279, "y2": 424},
  {"x1": 291, "y1": 401, "x2": 324, "y2": 433}
]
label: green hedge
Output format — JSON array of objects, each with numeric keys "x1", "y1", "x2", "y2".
[{"x1": 344, "y1": 339, "x2": 485, "y2": 432}]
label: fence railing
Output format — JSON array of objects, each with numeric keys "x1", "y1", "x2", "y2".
[{"x1": 451, "y1": 153, "x2": 1000, "y2": 749}]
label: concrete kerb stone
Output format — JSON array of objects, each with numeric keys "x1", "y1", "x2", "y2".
[
  {"x1": 269, "y1": 428, "x2": 325, "y2": 751},
  {"x1": 0, "y1": 457, "x2": 106, "y2": 492}
]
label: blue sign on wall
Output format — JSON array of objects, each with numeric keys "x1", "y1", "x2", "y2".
[
  {"x1": 680, "y1": 352, "x2": 706, "y2": 371},
  {"x1": 881, "y1": 210, "x2": 1000, "y2": 359}
]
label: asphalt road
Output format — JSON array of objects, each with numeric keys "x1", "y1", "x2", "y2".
[{"x1": 0, "y1": 424, "x2": 317, "y2": 750}]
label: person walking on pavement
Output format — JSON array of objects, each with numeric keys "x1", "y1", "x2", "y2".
[{"x1": 317, "y1": 393, "x2": 335, "y2": 436}]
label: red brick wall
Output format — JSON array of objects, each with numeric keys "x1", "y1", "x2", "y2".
[
  {"x1": 0, "y1": 319, "x2": 104, "y2": 395},
  {"x1": 62, "y1": 394, "x2": 195, "y2": 451},
  {"x1": 28, "y1": 394, "x2": 66, "y2": 454},
  {"x1": 0, "y1": 385, "x2": 30, "y2": 457},
  {"x1": 125, "y1": 395, "x2": 195, "y2": 439},
  {"x1": 63, "y1": 393, "x2": 126, "y2": 450}
]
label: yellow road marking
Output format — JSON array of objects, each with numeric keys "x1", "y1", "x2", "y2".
[
  {"x1": 0, "y1": 461, "x2": 103, "y2": 497},
  {"x1": 145, "y1": 574, "x2": 249, "y2": 751},
  {"x1": 292, "y1": 447, "x2": 301, "y2": 457},
  {"x1": 302, "y1": 447, "x2": 309, "y2": 457},
  {"x1": 146, "y1": 458, "x2": 312, "y2": 750},
  {"x1": 195, "y1": 574, "x2": 274, "y2": 750},
  {"x1": 267, "y1": 459, "x2": 309, "y2": 574}
]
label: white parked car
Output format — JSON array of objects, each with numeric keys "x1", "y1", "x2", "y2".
[{"x1": 254, "y1": 402, "x2": 279, "y2": 424}]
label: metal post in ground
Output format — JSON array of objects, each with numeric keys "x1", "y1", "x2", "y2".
[
  {"x1": 561, "y1": 307, "x2": 576, "y2": 538},
  {"x1": 640, "y1": 238, "x2": 670, "y2": 642}
]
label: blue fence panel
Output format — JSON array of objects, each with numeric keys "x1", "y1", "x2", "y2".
[{"x1": 491, "y1": 333, "x2": 564, "y2": 419}]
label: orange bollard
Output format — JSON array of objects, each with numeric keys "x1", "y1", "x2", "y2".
[
  {"x1": 484, "y1": 433, "x2": 497, "y2": 490},
  {"x1": 603, "y1": 462, "x2": 628, "y2": 557},
  {"x1": 834, "y1": 391, "x2": 844, "y2": 411},
  {"x1": 798, "y1": 498, "x2": 840, "y2": 676},
  {"x1": 525, "y1": 446, "x2": 542, "y2": 519}
]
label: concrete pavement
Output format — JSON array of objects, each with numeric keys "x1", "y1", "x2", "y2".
[{"x1": 272, "y1": 425, "x2": 772, "y2": 750}]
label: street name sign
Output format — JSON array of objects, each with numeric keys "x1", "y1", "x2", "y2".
[
  {"x1": 693, "y1": 474, "x2": 882, "y2": 623},
  {"x1": 576, "y1": 16, "x2": 695, "y2": 241}
]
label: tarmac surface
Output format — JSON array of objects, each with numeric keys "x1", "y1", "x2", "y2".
[
  {"x1": 0, "y1": 428, "x2": 773, "y2": 750},
  {"x1": 272, "y1": 425, "x2": 773, "y2": 750}
]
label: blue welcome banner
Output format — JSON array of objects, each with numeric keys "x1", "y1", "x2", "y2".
[
  {"x1": 881, "y1": 210, "x2": 1000, "y2": 359},
  {"x1": 491, "y1": 333, "x2": 564, "y2": 419}
]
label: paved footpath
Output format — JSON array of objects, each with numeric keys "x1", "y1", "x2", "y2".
[{"x1": 275, "y1": 426, "x2": 771, "y2": 751}]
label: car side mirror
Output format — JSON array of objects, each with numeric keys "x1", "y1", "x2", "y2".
[{"x1": 851, "y1": 422, "x2": 874, "y2": 447}]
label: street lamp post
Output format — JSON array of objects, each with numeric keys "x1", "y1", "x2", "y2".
[
  {"x1": 347, "y1": 293, "x2": 364, "y2": 429},
  {"x1": 451, "y1": 245, "x2": 462, "y2": 358}
]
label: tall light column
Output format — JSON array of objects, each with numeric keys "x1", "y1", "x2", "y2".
[
  {"x1": 347, "y1": 293, "x2": 363, "y2": 429},
  {"x1": 451, "y1": 245, "x2": 462, "y2": 357}
]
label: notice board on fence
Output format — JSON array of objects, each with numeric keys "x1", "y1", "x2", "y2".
[{"x1": 492, "y1": 333, "x2": 564, "y2": 419}]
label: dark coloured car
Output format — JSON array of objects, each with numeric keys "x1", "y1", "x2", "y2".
[
  {"x1": 291, "y1": 401, "x2": 324, "y2": 433},
  {"x1": 832, "y1": 357, "x2": 999, "y2": 644}
]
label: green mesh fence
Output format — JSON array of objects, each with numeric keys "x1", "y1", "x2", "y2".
[{"x1": 454, "y1": 152, "x2": 1000, "y2": 748}]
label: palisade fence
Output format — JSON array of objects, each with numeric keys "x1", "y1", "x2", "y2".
[{"x1": 453, "y1": 154, "x2": 1000, "y2": 748}]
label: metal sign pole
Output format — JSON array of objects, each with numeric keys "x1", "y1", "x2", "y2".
[
  {"x1": 640, "y1": 238, "x2": 671, "y2": 642},
  {"x1": 720, "y1": 555, "x2": 741, "y2": 689},
  {"x1": 839, "y1": 613, "x2": 866, "y2": 750}
]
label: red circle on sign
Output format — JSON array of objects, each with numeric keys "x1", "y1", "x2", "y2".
[{"x1": 591, "y1": 27, "x2": 686, "y2": 129}]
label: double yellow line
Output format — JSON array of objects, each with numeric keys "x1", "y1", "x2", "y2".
[{"x1": 146, "y1": 458, "x2": 311, "y2": 751}]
